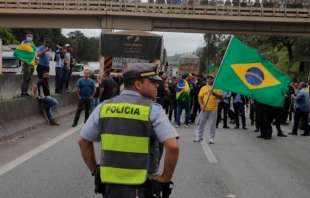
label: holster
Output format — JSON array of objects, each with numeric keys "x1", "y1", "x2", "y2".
[
  {"x1": 94, "y1": 167, "x2": 106, "y2": 195},
  {"x1": 148, "y1": 180, "x2": 174, "y2": 198}
]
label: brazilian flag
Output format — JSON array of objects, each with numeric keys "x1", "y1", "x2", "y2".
[
  {"x1": 14, "y1": 42, "x2": 36, "y2": 65},
  {"x1": 213, "y1": 36, "x2": 291, "y2": 107}
]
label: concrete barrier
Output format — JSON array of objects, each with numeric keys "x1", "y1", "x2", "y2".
[
  {"x1": 0, "y1": 93, "x2": 79, "y2": 140},
  {"x1": 0, "y1": 74, "x2": 79, "y2": 100}
]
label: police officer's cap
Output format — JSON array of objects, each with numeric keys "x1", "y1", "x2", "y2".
[{"x1": 123, "y1": 63, "x2": 162, "y2": 82}]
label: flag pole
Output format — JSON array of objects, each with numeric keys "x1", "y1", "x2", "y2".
[{"x1": 202, "y1": 36, "x2": 234, "y2": 110}]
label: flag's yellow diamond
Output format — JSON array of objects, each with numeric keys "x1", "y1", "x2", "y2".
[{"x1": 231, "y1": 63, "x2": 280, "y2": 90}]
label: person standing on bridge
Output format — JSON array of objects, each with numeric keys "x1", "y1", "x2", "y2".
[
  {"x1": 72, "y1": 67, "x2": 95, "y2": 127},
  {"x1": 78, "y1": 63, "x2": 179, "y2": 198},
  {"x1": 194, "y1": 74, "x2": 222, "y2": 144}
]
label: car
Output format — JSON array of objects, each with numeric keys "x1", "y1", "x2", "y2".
[{"x1": 1, "y1": 50, "x2": 22, "y2": 74}]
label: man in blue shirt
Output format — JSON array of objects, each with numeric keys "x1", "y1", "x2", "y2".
[
  {"x1": 290, "y1": 82, "x2": 310, "y2": 136},
  {"x1": 36, "y1": 40, "x2": 50, "y2": 79},
  {"x1": 72, "y1": 67, "x2": 95, "y2": 127},
  {"x1": 36, "y1": 40, "x2": 51, "y2": 98},
  {"x1": 232, "y1": 93, "x2": 247, "y2": 129}
]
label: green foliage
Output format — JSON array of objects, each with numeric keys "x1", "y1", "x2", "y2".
[
  {"x1": 0, "y1": 28, "x2": 17, "y2": 45},
  {"x1": 66, "y1": 30, "x2": 99, "y2": 62},
  {"x1": 197, "y1": 34, "x2": 230, "y2": 74}
]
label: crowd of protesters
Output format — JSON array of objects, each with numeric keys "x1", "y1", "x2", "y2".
[
  {"x1": 72, "y1": 68, "x2": 310, "y2": 144},
  {"x1": 17, "y1": 32, "x2": 310, "y2": 141},
  {"x1": 152, "y1": 72, "x2": 310, "y2": 144}
]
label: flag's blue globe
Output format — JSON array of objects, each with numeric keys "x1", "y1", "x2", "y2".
[{"x1": 245, "y1": 67, "x2": 264, "y2": 86}]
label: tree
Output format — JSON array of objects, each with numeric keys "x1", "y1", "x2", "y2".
[
  {"x1": 0, "y1": 28, "x2": 17, "y2": 45},
  {"x1": 198, "y1": 33, "x2": 229, "y2": 74},
  {"x1": 66, "y1": 30, "x2": 99, "y2": 62}
]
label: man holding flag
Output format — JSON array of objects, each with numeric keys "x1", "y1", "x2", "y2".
[
  {"x1": 14, "y1": 33, "x2": 36, "y2": 97},
  {"x1": 213, "y1": 36, "x2": 291, "y2": 110},
  {"x1": 194, "y1": 74, "x2": 222, "y2": 144}
]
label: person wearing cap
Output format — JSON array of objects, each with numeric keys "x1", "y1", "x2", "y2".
[
  {"x1": 194, "y1": 74, "x2": 222, "y2": 144},
  {"x1": 78, "y1": 63, "x2": 179, "y2": 198}
]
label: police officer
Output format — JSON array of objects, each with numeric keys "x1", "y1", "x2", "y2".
[{"x1": 78, "y1": 63, "x2": 179, "y2": 198}]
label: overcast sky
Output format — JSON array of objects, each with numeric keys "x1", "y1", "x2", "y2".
[{"x1": 62, "y1": 29, "x2": 205, "y2": 56}]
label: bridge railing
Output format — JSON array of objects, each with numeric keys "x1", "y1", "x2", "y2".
[{"x1": 0, "y1": 0, "x2": 309, "y2": 18}]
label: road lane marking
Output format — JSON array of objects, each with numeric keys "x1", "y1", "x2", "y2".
[
  {"x1": 0, "y1": 125, "x2": 82, "y2": 176},
  {"x1": 200, "y1": 140, "x2": 218, "y2": 164}
]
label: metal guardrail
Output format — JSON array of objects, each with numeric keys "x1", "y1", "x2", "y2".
[{"x1": 0, "y1": 0, "x2": 309, "y2": 18}]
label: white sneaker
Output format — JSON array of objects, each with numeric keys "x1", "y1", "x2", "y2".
[
  {"x1": 184, "y1": 124, "x2": 189, "y2": 128},
  {"x1": 193, "y1": 138, "x2": 203, "y2": 143},
  {"x1": 209, "y1": 139, "x2": 215, "y2": 144},
  {"x1": 175, "y1": 124, "x2": 179, "y2": 128}
]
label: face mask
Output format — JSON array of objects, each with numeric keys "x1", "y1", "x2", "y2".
[{"x1": 26, "y1": 37, "x2": 33, "y2": 42}]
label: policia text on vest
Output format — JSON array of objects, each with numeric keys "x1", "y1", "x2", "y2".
[{"x1": 79, "y1": 63, "x2": 179, "y2": 198}]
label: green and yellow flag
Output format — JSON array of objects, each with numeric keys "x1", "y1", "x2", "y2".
[
  {"x1": 213, "y1": 37, "x2": 291, "y2": 107},
  {"x1": 14, "y1": 42, "x2": 36, "y2": 65}
]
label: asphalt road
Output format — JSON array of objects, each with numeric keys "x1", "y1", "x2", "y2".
[{"x1": 1, "y1": 117, "x2": 310, "y2": 198}]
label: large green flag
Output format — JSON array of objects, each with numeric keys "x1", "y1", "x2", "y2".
[
  {"x1": 213, "y1": 36, "x2": 291, "y2": 107},
  {"x1": 14, "y1": 42, "x2": 36, "y2": 65}
]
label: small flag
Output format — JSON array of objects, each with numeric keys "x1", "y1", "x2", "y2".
[
  {"x1": 213, "y1": 36, "x2": 291, "y2": 107},
  {"x1": 176, "y1": 79, "x2": 190, "y2": 102}
]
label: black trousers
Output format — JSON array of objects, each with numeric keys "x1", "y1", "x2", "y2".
[
  {"x1": 73, "y1": 98, "x2": 91, "y2": 125},
  {"x1": 191, "y1": 97, "x2": 200, "y2": 123},
  {"x1": 21, "y1": 62, "x2": 34, "y2": 94},
  {"x1": 103, "y1": 184, "x2": 151, "y2": 198},
  {"x1": 233, "y1": 103, "x2": 246, "y2": 128},
  {"x1": 292, "y1": 109, "x2": 309, "y2": 135},
  {"x1": 261, "y1": 106, "x2": 274, "y2": 139},
  {"x1": 216, "y1": 102, "x2": 229, "y2": 127},
  {"x1": 36, "y1": 64, "x2": 49, "y2": 79},
  {"x1": 168, "y1": 100, "x2": 177, "y2": 122},
  {"x1": 255, "y1": 103, "x2": 263, "y2": 132},
  {"x1": 249, "y1": 103, "x2": 255, "y2": 126}
]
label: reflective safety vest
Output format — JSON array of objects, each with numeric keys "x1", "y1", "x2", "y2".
[{"x1": 99, "y1": 94, "x2": 153, "y2": 185}]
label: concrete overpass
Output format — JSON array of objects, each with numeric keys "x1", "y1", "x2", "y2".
[{"x1": 0, "y1": 0, "x2": 310, "y2": 35}]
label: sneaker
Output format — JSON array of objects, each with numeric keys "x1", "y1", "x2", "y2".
[
  {"x1": 223, "y1": 126, "x2": 230, "y2": 129},
  {"x1": 288, "y1": 132, "x2": 297, "y2": 136},
  {"x1": 175, "y1": 124, "x2": 180, "y2": 128},
  {"x1": 193, "y1": 138, "x2": 203, "y2": 143},
  {"x1": 184, "y1": 124, "x2": 189, "y2": 128},
  {"x1": 277, "y1": 134, "x2": 287, "y2": 137},
  {"x1": 242, "y1": 127, "x2": 248, "y2": 130},
  {"x1": 49, "y1": 120, "x2": 60, "y2": 126},
  {"x1": 209, "y1": 139, "x2": 215, "y2": 144}
]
